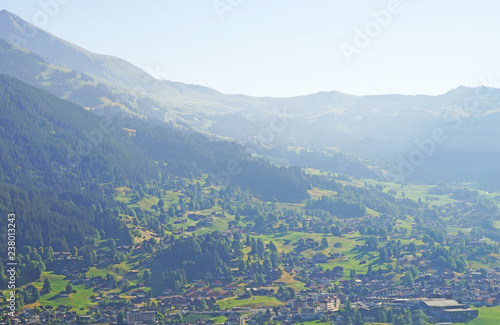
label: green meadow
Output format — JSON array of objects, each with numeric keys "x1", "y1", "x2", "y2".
[
  {"x1": 456, "y1": 305, "x2": 500, "y2": 325},
  {"x1": 26, "y1": 272, "x2": 96, "y2": 314},
  {"x1": 217, "y1": 296, "x2": 285, "y2": 309}
]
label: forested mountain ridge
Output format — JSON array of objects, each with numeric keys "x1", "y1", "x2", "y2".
[
  {"x1": 0, "y1": 73, "x2": 317, "y2": 252},
  {"x1": 2, "y1": 9, "x2": 500, "y2": 186},
  {"x1": 0, "y1": 73, "x2": 160, "y2": 190},
  {"x1": 0, "y1": 36, "x2": 379, "y2": 181},
  {"x1": 0, "y1": 73, "x2": 155, "y2": 252}
]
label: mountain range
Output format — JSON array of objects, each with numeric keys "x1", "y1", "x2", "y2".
[{"x1": 1, "y1": 9, "x2": 500, "y2": 185}]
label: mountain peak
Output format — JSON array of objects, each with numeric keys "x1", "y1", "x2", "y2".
[
  {"x1": 443, "y1": 85, "x2": 487, "y2": 96},
  {"x1": 0, "y1": 10, "x2": 154, "y2": 90},
  {"x1": 0, "y1": 9, "x2": 28, "y2": 25},
  {"x1": 0, "y1": 9, "x2": 26, "y2": 34}
]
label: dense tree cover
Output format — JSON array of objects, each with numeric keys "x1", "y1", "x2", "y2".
[
  {"x1": 150, "y1": 231, "x2": 280, "y2": 296},
  {"x1": 0, "y1": 74, "x2": 160, "y2": 189},
  {"x1": 305, "y1": 181, "x2": 439, "y2": 222},
  {"x1": 233, "y1": 160, "x2": 309, "y2": 202},
  {"x1": 307, "y1": 196, "x2": 366, "y2": 218},
  {"x1": 126, "y1": 119, "x2": 312, "y2": 202},
  {"x1": 0, "y1": 74, "x2": 319, "y2": 256},
  {"x1": 0, "y1": 185, "x2": 127, "y2": 251},
  {"x1": 151, "y1": 232, "x2": 232, "y2": 295},
  {"x1": 340, "y1": 305, "x2": 429, "y2": 325},
  {"x1": 264, "y1": 147, "x2": 378, "y2": 179}
]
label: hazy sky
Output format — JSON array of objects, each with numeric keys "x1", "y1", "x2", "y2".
[{"x1": 2, "y1": 0, "x2": 500, "y2": 97}]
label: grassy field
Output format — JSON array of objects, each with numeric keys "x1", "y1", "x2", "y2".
[
  {"x1": 275, "y1": 271, "x2": 305, "y2": 292},
  {"x1": 86, "y1": 261, "x2": 138, "y2": 281},
  {"x1": 211, "y1": 314, "x2": 229, "y2": 323},
  {"x1": 304, "y1": 168, "x2": 328, "y2": 176},
  {"x1": 307, "y1": 188, "x2": 336, "y2": 199},
  {"x1": 115, "y1": 186, "x2": 184, "y2": 214},
  {"x1": 183, "y1": 313, "x2": 227, "y2": 324},
  {"x1": 365, "y1": 207, "x2": 381, "y2": 217},
  {"x1": 250, "y1": 232, "x2": 359, "y2": 257},
  {"x1": 249, "y1": 231, "x2": 389, "y2": 279},
  {"x1": 363, "y1": 180, "x2": 457, "y2": 205},
  {"x1": 447, "y1": 226, "x2": 472, "y2": 236},
  {"x1": 25, "y1": 272, "x2": 96, "y2": 314},
  {"x1": 217, "y1": 296, "x2": 285, "y2": 309},
  {"x1": 456, "y1": 305, "x2": 500, "y2": 325}
]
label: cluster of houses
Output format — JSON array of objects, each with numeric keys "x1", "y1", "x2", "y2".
[
  {"x1": 8, "y1": 213, "x2": 500, "y2": 324},
  {"x1": 316, "y1": 265, "x2": 500, "y2": 323},
  {"x1": 159, "y1": 279, "x2": 236, "y2": 310},
  {"x1": 360, "y1": 267, "x2": 500, "y2": 307},
  {"x1": 277, "y1": 293, "x2": 342, "y2": 321},
  {"x1": 13, "y1": 305, "x2": 84, "y2": 325},
  {"x1": 10, "y1": 295, "x2": 156, "y2": 325},
  {"x1": 7, "y1": 262, "x2": 498, "y2": 324},
  {"x1": 269, "y1": 250, "x2": 500, "y2": 323}
]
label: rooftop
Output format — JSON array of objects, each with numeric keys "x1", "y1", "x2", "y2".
[{"x1": 422, "y1": 299, "x2": 464, "y2": 308}]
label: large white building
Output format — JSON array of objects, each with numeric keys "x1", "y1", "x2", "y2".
[{"x1": 126, "y1": 311, "x2": 156, "y2": 324}]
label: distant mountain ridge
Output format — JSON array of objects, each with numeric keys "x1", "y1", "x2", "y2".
[{"x1": 1, "y1": 9, "x2": 500, "y2": 184}]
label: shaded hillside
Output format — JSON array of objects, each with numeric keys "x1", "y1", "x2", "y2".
[{"x1": 0, "y1": 74, "x2": 321, "y2": 252}]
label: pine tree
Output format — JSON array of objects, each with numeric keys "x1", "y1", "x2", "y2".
[
  {"x1": 42, "y1": 278, "x2": 52, "y2": 293},
  {"x1": 386, "y1": 308, "x2": 393, "y2": 322},
  {"x1": 265, "y1": 308, "x2": 272, "y2": 320},
  {"x1": 366, "y1": 264, "x2": 372, "y2": 276},
  {"x1": 31, "y1": 286, "x2": 40, "y2": 301},
  {"x1": 174, "y1": 280, "x2": 181, "y2": 291},
  {"x1": 377, "y1": 309, "x2": 387, "y2": 323},
  {"x1": 143, "y1": 269, "x2": 151, "y2": 281},
  {"x1": 320, "y1": 237, "x2": 329, "y2": 249},
  {"x1": 200, "y1": 298, "x2": 207, "y2": 311},
  {"x1": 267, "y1": 241, "x2": 277, "y2": 252},
  {"x1": 117, "y1": 311, "x2": 125, "y2": 325},
  {"x1": 353, "y1": 309, "x2": 363, "y2": 325},
  {"x1": 157, "y1": 199, "x2": 164, "y2": 208},
  {"x1": 65, "y1": 283, "x2": 73, "y2": 294}
]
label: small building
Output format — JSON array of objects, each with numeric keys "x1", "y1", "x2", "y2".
[
  {"x1": 125, "y1": 311, "x2": 156, "y2": 324},
  {"x1": 53, "y1": 252, "x2": 72, "y2": 260},
  {"x1": 299, "y1": 307, "x2": 320, "y2": 320},
  {"x1": 277, "y1": 307, "x2": 292, "y2": 318},
  {"x1": 162, "y1": 295, "x2": 188, "y2": 306},
  {"x1": 128, "y1": 270, "x2": 140, "y2": 278}
]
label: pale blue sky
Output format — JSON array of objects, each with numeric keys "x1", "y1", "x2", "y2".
[{"x1": 2, "y1": 0, "x2": 500, "y2": 97}]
